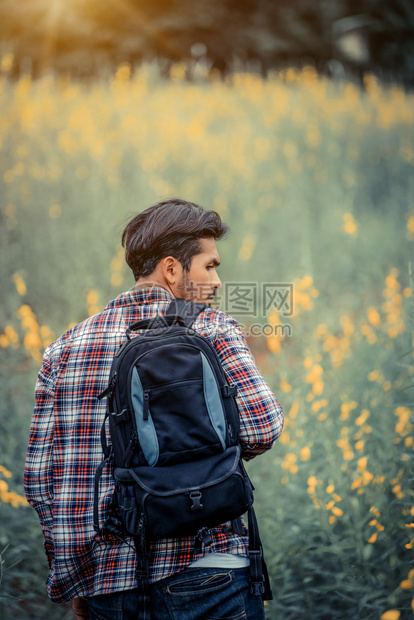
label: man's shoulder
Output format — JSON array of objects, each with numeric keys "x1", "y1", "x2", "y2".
[
  {"x1": 45, "y1": 305, "x2": 124, "y2": 360},
  {"x1": 195, "y1": 306, "x2": 244, "y2": 340}
]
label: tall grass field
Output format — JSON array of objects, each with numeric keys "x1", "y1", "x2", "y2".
[{"x1": 0, "y1": 61, "x2": 413, "y2": 619}]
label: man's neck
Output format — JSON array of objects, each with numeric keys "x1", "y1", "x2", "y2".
[{"x1": 134, "y1": 280, "x2": 170, "y2": 294}]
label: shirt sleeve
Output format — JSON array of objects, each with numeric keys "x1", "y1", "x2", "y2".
[
  {"x1": 24, "y1": 350, "x2": 56, "y2": 567},
  {"x1": 210, "y1": 314, "x2": 284, "y2": 460}
]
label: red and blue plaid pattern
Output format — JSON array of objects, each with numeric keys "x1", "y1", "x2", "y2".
[{"x1": 24, "y1": 287, "x2": 283, "y2": 603}]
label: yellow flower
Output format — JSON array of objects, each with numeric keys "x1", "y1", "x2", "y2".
[
  {"x1": 282, "y1": 453, "x2": 299, "y2": 473},
  {"x1": 300, "y1": 447, "x2": 311, "y2": 462},
  {"x1": 288, "y1": 402, "x2": 299, "y2": 419},
  {"x1": 362, "y1": 471, "x2": 373, "y2": 485},
  {"x1": 367, "y1": 306, "x2": 380, "y2": 327},
  {"x1": 298, "y1": 275, "x2": 313, "y2": 290},
  {"x1": 307, "y1": 365, "x2": 323, "y2": 382},
  {"x1": 343, "y1": 213, "x2": 358, "y2": 236},
  {"x1": 280, "y1": 379, "x2": 292, "y2": 393},
  {"x1": 12, "y1": 272, "x2": 27, "y2": 296},
  {"x1": 279, "y1": 432, "x2": 290, "y2": 445},
  {"x1": 87, "y1": 290, "x2": 99, "y2": 306},
  {"x1": 312, "y1": 379, "x2": 324, "y2": 395},
  {"x1": 394, "y1": 406, "x2": 410, "y2": 418},
  {"x1": 407, "y1": 215, "x2": 414, "y2": 239},
  {"x1": 267, "y1": 334, "x2": 282, "y2": 353},
  {"x1": 351, "y1": 477, "x2": 361, "y2": 490},
  {"x1": 368, "y1": 532, "x2": 377, "y2": 543},
  {"x1": 355, "y1": 409, "x2": 370, "y2": 427},
  {"x1": 357, "y1": 456, "x2": 368, "y2": 471},
  {"x1": 4, "y1": 325, "x2": 19, "y2": 348},
  {"x1": 311, "y1": 399, "x2": 328, "y2": 414},
  {"x1": 0, "y1": 465, "x2": 12, "y2": 478},
  {"x1": 111, "y1": 272, "x2": 124, "y2": 287},
  {"x1": 314, "y1": 324, "x2": 327, "y2": 338},
  {"x1": 340, "y1": 401, "x2": 357, "y2": 420},
  {"x1": 266, "y1": 310, "x2": 283, "y2": 353},
  {"x1": 380, "y1": 611, "x2": 400, "y2": 620}
]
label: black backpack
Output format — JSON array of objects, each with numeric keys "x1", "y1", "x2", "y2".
[{"x1": 94, "y1": 299, "x2": 272, "y2": 617}]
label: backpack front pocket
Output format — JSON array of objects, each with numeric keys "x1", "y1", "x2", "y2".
[
  {"x1": 114, "y1": 445, "x2": 253, "y2": 539},
  {"x1": 130, "y1": 349, "x2": 228, "y2": 467}
]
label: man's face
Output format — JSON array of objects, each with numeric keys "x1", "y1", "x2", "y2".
[{"x1": 178, "y1": 237, "x2": 222, "y2": 305}]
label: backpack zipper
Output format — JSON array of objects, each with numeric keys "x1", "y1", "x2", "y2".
[
  {"x1": 123, "y1": 429, "x2": 138, "y2": 467},
  {"x1": 143, "y1": 391, "x2": 150, "y2": 421},
  {"x1": 98, "y1": 371, "x2": 118, "y2": 400}
]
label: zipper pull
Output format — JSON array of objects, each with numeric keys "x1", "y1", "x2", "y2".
[
  {"x1": 143, "y1": 391, "x2": 150, "y2": 421},
  {"x1": 123, "y1": 430, "x2": 137, "y2": 467},
  {"x1": 98, "y1": 372, "x2": 117, "y2": 400}
]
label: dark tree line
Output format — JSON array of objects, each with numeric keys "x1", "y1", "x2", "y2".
[{"x1": 1, "y1": 0, "x2": 414, "y2": 84}]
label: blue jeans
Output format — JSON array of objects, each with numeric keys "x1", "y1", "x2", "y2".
[{"x1": 86, "y1": 566, "x2": 265, "y2": 619}]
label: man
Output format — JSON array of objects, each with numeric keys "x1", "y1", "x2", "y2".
[{"x1": 25, "y1": 198, "x2": 284, "y2": 620}]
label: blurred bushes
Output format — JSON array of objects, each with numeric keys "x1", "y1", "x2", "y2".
[{"x1": 1, "y1": 0, "x2": 414, "y2": 83}]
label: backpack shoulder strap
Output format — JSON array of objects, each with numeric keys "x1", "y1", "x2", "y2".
[
  {"x1": 248, "y1": 506, "x2": 273, "y2": 600},
  {"x1": 166, "y1": 298, "x2": 207, "y2": 328}
]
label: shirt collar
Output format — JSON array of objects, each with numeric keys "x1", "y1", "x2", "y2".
[{"x1": 104, "y1": 286, "x2": 174, "y2": 310}]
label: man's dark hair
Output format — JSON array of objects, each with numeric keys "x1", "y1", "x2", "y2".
[{"x1": 122, "y1": 198, "x2": 229, "y2": 279}]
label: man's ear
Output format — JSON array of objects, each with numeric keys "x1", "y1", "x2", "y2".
[{"x1": 160, "y1": 256, "x2": 181, "y2": 285}]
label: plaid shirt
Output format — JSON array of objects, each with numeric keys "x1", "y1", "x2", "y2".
[{"x1": 24, "y1": 287, "x2": 283, "y2": 603}]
